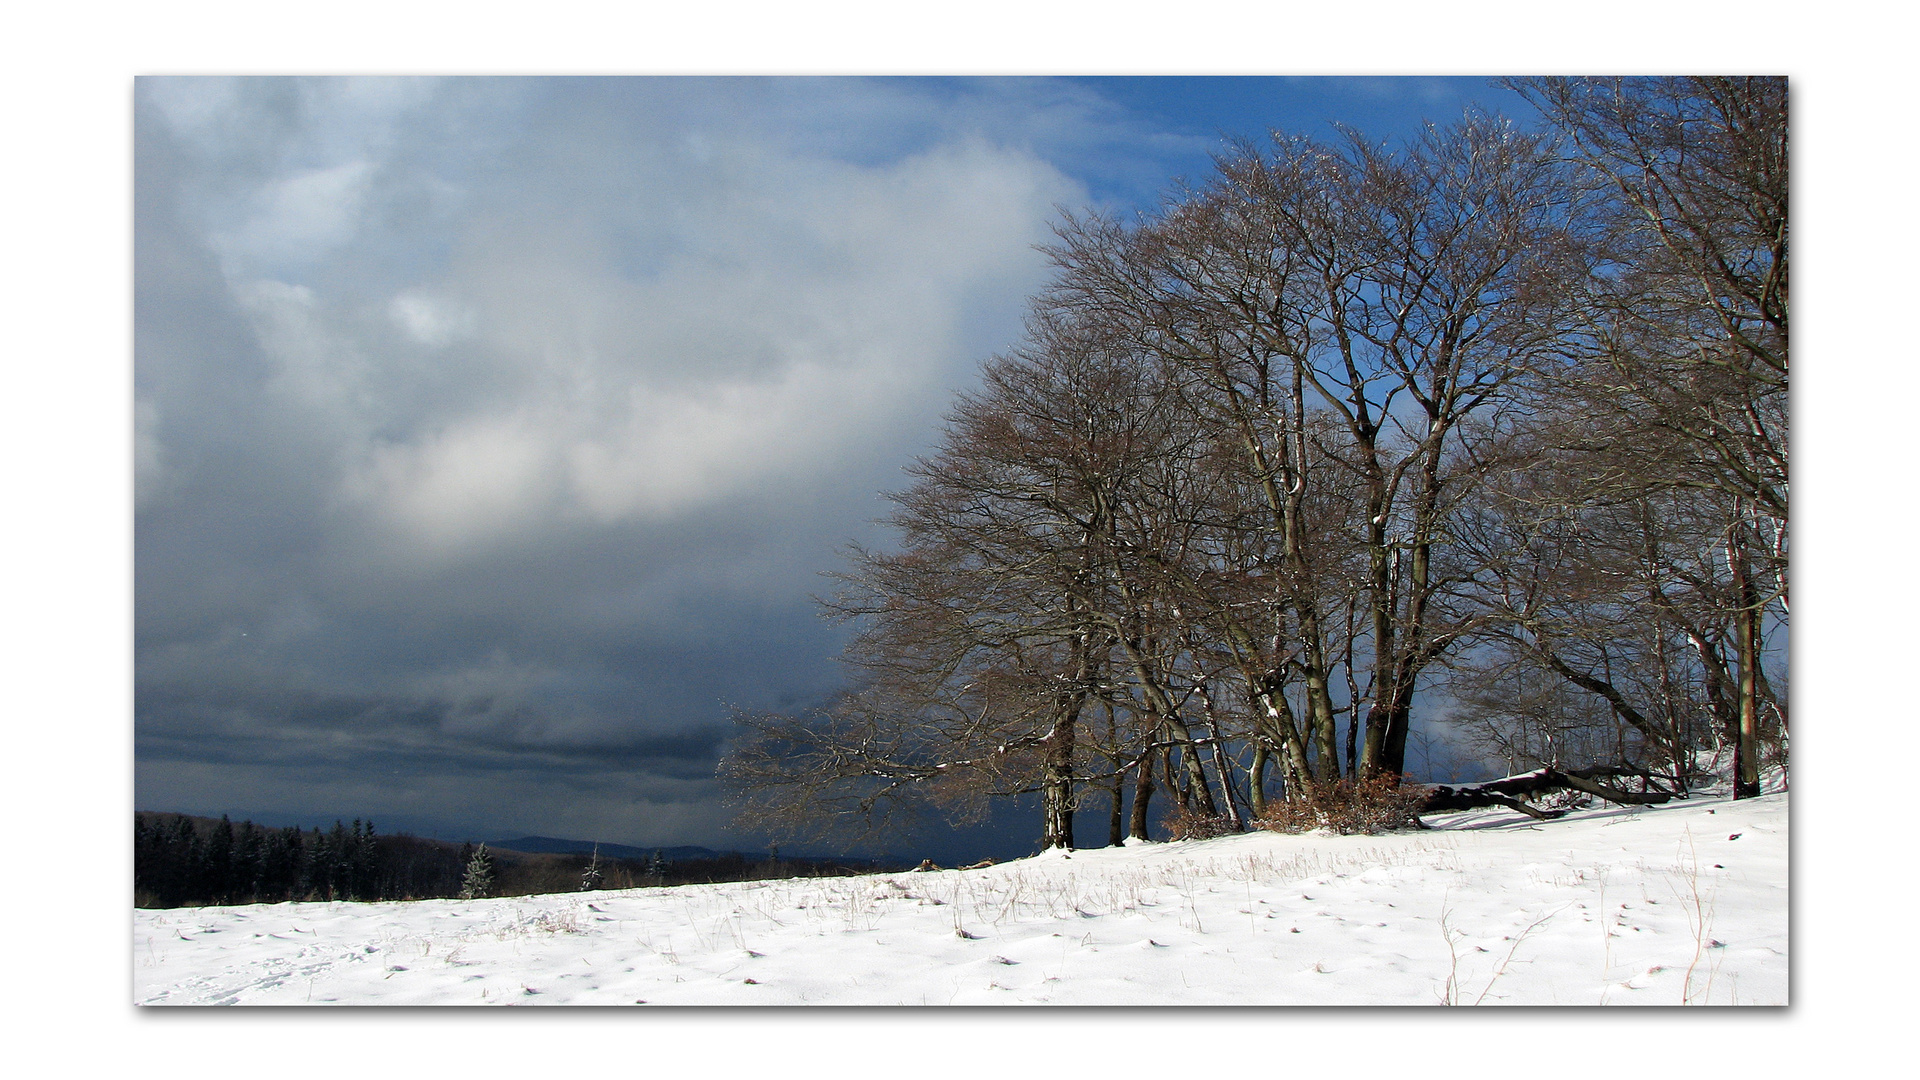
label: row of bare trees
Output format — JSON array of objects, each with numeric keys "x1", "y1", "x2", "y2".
[{"x1": 721, "y1": 77, "x2": 1787, "y2": 851}]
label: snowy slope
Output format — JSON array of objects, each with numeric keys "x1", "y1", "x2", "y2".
[{"x1": 134, "y1": 789, "x2": 1785, "y2": 1006}]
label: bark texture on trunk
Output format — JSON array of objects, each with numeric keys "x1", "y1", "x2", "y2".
[
  {"x1": 1128, "y1": 743, "x2": 1154, "y2": 840},
  {"x1": 1247, "y1": 743, "x2": 1269, "y2": 819},
  {"x1": 1040, "y1": 728, "x2": 1075, "y2": 850},
  {"x1": 1733, "y1": 544, "x2": 1763, "y2": 800}
]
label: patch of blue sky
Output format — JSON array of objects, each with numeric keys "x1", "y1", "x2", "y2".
[{"x1": 1062, "y1": 75, "x2": 1542, "y2": 210}]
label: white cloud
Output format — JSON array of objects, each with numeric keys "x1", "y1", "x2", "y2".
[
  {"x1": 563, "y1": 355, "x2": 913, "y2": 522},
  {"x1": 233, "y1": 278, "x2": 378, "y2": 432},
  {"x1": 388, "y1": 290, "x2": 475, "y2": 348},
  {"x1": 326, "y1": 130, "x2": 1076, "y2": 553},
  {"x1": 134, "y1": 398, "x2": 171, "y2": 509},
  {"x1": 224, "y1": 159, "x2": 376, "y2": 269},
  {"x1": 140, "y1": 76, "x2": 246, "y2": 145},
  {"x1": 347, "y1": 412, "x2": 559, "y2": 551}
]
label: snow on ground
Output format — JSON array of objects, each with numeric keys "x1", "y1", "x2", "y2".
[{"x1": 134, "y1": 789, "x2": 1785, "y2": 1006}]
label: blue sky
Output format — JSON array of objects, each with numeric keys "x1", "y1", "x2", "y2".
[{"x1": 133, "y1": 76, "x2": 1541, "y2": 857}]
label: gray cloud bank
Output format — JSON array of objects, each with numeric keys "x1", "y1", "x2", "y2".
[{"x1": 135, "y1": 76, "x2": 1213, "y2": 849}]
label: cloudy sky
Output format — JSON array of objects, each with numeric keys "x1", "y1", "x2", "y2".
[{"x1": 134, "y1": 76, "x2": 1531, "y2": 853}]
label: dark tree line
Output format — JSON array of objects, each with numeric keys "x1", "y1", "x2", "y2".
[
  {"x1": 134, "y1": 813, "x2": 893, "y2": 907},
  {"x1": 134, "y1": 814, "x2": 433, "y2": 907},
  {"x1": 722, "y1": 77, "x2": 1787, "y2": 851}
]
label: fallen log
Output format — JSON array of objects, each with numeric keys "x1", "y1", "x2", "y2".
[
  {"x1": 1554, "y1": 767, "x2": 1674, "y2": 806},
  {"x1": 1419, "y1": 785, "x2": 1566, "y2": 820},
  {"x1": 1420, "y1": 766, "x2": 1674, "y2": 822}
]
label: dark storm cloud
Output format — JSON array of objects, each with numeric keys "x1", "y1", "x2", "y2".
[{"x1": 134, "y1": 76, "x2": 1208, "y2": 848}]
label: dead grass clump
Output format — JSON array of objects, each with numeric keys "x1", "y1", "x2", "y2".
[
  {"x1": 1165, "y1": 806, "x2": 1241, "y2": 841},
  {"x1": 1255, "y1": 774, "x2": 1428, "y2": 835}
]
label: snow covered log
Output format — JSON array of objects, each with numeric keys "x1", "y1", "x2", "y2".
[
  {"x1": 1421, "y1": 766, "x2": 1675, "y2": 821},
  {"x1": 1551, "y1": 766, "x2": 1676, "y2": 806},
  {"x1": 1419, "y1": 784, "x2": 1565, "y2": 820}
]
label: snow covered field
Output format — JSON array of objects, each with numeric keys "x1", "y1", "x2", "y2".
[{"x1": 134, "y1": 788, "x2": 1785, "y2": 1006}]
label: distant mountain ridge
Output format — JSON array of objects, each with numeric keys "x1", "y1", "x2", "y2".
[
  {"x1": 485, "y1": 835, "x2": 893, "y2": 869},
  {"x1": 485, "y1": 836, "x2": 728, "y2": 862}
]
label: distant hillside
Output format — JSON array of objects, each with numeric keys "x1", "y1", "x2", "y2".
[
  {"x1": 488, "y1": 835, "x2": 896, "y2": 872},
  {"x1": 135, "y1": 811, "x2": 901, "y2": 908},
  {"x1": 486, "y1": 836, "x2": 727, "y2": 862}
]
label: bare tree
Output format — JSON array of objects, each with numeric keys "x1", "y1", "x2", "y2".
[
  {"x1": 724, "y1": 309, "x2": 1212, "y2": 850},
  {"x1": 1508, "y1": 77, "x2": 1788, "y2": 798},
  {"x1": 725, "y1": 82, "x2": 1789, "y2": 854},
  {"x1": 1047, "y1": 113, "x2": 1582, "y2": 784},
  {"x1": 1445, "y1": 439, "x2": 1763, "y2": 791}
]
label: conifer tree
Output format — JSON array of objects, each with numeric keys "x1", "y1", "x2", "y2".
[
  {"x1": 459, "y1": 842, "x2": 494, "y2": 900},
  {"x1": 581, "y1": 844, "x2": 603, "y2": 891}
]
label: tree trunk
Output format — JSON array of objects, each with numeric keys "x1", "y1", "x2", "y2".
[
  {"x1": 1247, "y1": 742, "x2": 1269, "y2": 819},
  {"x1": 1117, "y1": 633, "x2": 1217, "y2": 816},
  {"x1": 1129, "y1": 738, "x2": 1155, "y2": 840},
  {"x1": 1731, "y1": 524, "x2": 1762, "y2": 800},
  {"x1": 1106, "y1": 704, "x2": 1126, "y2": 846},
  {"x1": 1362, "y1": 677, "x2": 1415, "y2": 780},
  {"x1": 1040, "y1": 674, "x2": 1083, "y2": 849},
  {"x1": 1166, "y1": 718, "x2": 1219, "y2": 817},
  {"x1": 1251, "y1": 674, "x2": 1317, "y2": 808},
  {"x1": 1306, "y1": 666, "x2": 1340, "y2": 782},
  {"x1": 1195, "y1": 678, "x2": 1245, "y2": 829},
  {"x1": 1041, "y1": 726, "x2": 1075, "y2": 850}
]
